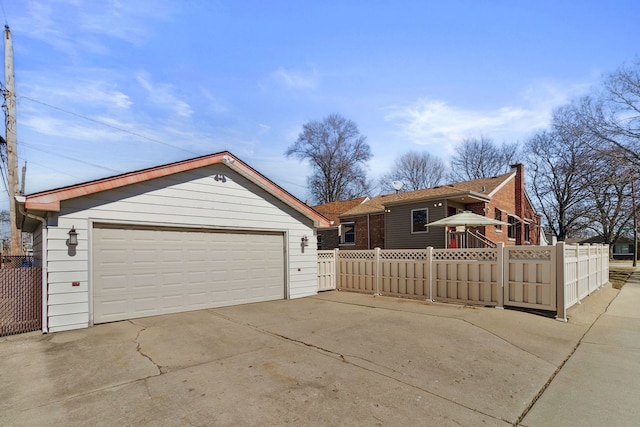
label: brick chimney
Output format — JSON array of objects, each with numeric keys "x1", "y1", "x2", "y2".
[{"x1": 511, "y1": 163, "x2": 524, "y2": 245}]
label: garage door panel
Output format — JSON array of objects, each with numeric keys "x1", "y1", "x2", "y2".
[{"x1": 93, "y1": 226, "x2": 285, "y2": 323}]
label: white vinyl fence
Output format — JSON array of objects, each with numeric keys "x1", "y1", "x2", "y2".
[{"x1": 317, "y1": 242, "x2": 609, "y2": 321}]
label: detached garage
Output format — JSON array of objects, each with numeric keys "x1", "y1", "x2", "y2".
[{"x1": 16, "y1": 152, "x2": 329, "y2": 333}]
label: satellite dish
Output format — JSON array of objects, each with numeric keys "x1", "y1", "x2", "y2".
[{"x1": 391, "y1": 181, "x2": 405, "y2": 191}]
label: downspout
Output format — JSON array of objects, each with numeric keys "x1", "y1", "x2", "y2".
[
  {"x1": 367, "y1": 214, "x2": 371, "y2": 249},
  {"x1": 17, "y1": 199, "x2": 48, "y2": 334}
]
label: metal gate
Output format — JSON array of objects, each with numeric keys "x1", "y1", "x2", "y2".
[{"x1": 1, "y1": 256, "x2": 42, "y2": 336}]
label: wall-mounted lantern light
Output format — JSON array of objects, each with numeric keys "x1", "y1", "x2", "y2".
[
  {"x1": 301, "y1": 235, "x2": 309, "y2": 247},
  {"x1": 68, "y1": 226, "x2": 78, "y2": 246}
]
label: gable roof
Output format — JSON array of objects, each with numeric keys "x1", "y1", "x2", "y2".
[
  {"x1": 340, "y1": 171, "x2": 516, "y2": 217},
  {"x1": 16, "y1": 151, "x2": 330, "y2": 229},
  {"x1": 312, "y1": 197, "x2": 368, "y2": 225},
  {"x1": 451, "y1": 171, "x2": 515, "y2": 196}
]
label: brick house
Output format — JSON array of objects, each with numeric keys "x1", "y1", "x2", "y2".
[
  {"x1": 313, "y1": 197, "x2": 368, "y2": 250},
  {"x1": 320, "y1": 164, "x2": 541, "y2": 250}
]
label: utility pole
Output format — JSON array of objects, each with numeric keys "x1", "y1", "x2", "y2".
[{"x1": 3, "y1": 25, "x2": 20, "y2": 255}]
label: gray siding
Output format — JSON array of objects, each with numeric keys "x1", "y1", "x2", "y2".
[
  {"x1": 32, "y1": 226, "x2": 43, "y2": 267},
  {"x1": 45, "y1": 164, "x2": 318, "y2": 332},
  {"x1": 385, "y1": 203, "x2": 447, "y2": 249}
]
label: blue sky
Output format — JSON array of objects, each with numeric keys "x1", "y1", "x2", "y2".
[{"x1": 2, "y1": 0, "x2": 639, "y2": 207}]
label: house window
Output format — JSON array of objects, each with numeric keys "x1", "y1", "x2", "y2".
[
  {"x1": 508, "y1": 216, "x2": 517, "y2": 240},
  {"x1": 317, "y1": 234, "x2": 323, "y2": 250},
  {"x1": 524, "y1": 223, "x2": 530, "y2": 243},
  {"x1": 494, "y1": 208, "x2": 502, "y2": 232},
  {"x1": 411, "y1": 208, "x2": 429, "y2": 233},
  {"x1": 340, "y1": 223, "x2": 355, "y2": 244}
]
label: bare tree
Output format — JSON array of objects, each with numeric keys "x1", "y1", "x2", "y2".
[
  {"x1": 286, "y1": 114, "x2": 372, "y2": 204},
  {"x1": 577, "y1": 58, "x2": 640, "y2": 167},
  {"x1": 448, "y1": 136, "x2": 520, "y2": 181},
  {"x1": 379, "y1": 151, "x2": 446, "y2": 192},
  {"x1": 584, "y1": 156, "x2": 636, "y2": 256},
  {"x1": 525, "y1": 123, "x2": 593, "y2": 241}
]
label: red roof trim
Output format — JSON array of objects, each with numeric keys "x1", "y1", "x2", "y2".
[{"x1": 22, "y1": 151, "x2": 330, "y2": 227}]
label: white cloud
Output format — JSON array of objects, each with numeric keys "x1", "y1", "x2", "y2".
[
  {"x1": 136, "y1": 73, "x2": 193, "y2": 118},
  {"x1": 21, "y1": 115, "x2": 132, "y2": 143},
  {"x1": 16, "y1": 1, "x2": 78, "y2": 56},
  {"x1": 384, "y1": 99, "x2": 533, "y2": 155},
  {"x1": 16, "y1": 0, "x2": 171, "y2": 54},
  {"x1": 270, "y1": 66, "x2": 319, "y2": 90},
  {"x1": 21, "y1": 74, "x2": 132, "y2": 111},
  {"x1": 384, "y1": 80, "x2": 594, "y2": 154},
  {"x1": 199, "y1": 89, "x2": 229, "y2": 114},
  {"x1": 258, "y1": 123, "x2": 271, "y2": 132}
]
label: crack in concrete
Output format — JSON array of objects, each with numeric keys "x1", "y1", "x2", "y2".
[
  {"x1": 314, "y1": 295, "x2": 561, "y2": 371},
  {"x1": 210, "y1": 310, "x2": 505, "y2": 424},
  {"x1": 129, "y1": 320, "x2": 163, "y2": 375},
  {"x1": 315, "y1": 295, "x2": 565, "y2": 367},
  {"x1": 513, "y1": 289, "x2": 619, "y2": 426}
]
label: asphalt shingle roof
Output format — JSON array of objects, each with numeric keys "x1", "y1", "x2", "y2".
[
  {"x1": 312, "y1": 197, "x2": 368, "y2": 224},
  {"x1": 340, "y1": 171, "x2": 515, "y2": 217}
]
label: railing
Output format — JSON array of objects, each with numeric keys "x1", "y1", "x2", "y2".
[
  {"x1": 447, "y1": 229, "x2": 496, "y2": 248},
  {"x1": 467, "y1": 229, "x2": 497, "y2": 248},
  {"x1": 318, "y1": 243, "x2": 609, "y2": 320}
]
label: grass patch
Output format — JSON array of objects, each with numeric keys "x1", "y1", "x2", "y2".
[{"x1": 609, "y1": 265, "x2": 635, "y2": 289}]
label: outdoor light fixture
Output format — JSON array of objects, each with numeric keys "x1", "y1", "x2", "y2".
[
  {"x1": 68, "y1": 226, "x2": 78, "y2": 246},
  {"x1": 213, "y1": 174, "x2": 226, "y2": 182},
  {"x1": 433, "y1": 202, "x2": 443, "y2": 207},
  {"x1": 301, "y1": 235, "x2": 309, "y2": 247}
]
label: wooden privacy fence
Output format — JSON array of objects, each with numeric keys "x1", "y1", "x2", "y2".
[{"x1": 317, "y1": 242, "x2": 609, "y2": 320}]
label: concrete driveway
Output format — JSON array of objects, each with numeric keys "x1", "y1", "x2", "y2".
[{"x1": 0, "y1": 287, "x2": 617, "y2": 426}]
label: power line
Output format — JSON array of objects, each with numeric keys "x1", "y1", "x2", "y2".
[
  {"x1": 16, "y1": 156, "x2": 86, "y2": 182},
  {"x1": 19, "y1": 96, "x2": 201, "y2": 156},
  {"x1": 0, "y1": 159, "x2": 9, "y2": 196},
  {"x1": 0, "y1": 0, "x2": 7, "y2": 26},
  {"x1": 19, "y1": 140, "x2": 123, "y2": 174},
  {"x1": 16, "y1": 97, "x2": 311, "y2": 195}
]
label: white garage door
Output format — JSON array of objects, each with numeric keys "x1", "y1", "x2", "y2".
[{"x1": 93, "y1": 225, "x2": 285, "y2": 323}]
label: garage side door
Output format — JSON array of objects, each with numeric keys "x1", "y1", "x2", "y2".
[{"x1": 93, "y1": 225, "x2": 285, "y2": 323}]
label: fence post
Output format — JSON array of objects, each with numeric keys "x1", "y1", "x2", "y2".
[
  {"x1": 588, "y1": 245, "x2": 597, "y2": 295},
  {"x1": 427, "y1": 247, "x2": 433, "y2": 301},
  {"x1": 556, "y1": 241, "x2": 567, "y2": 322},
  {"x1": 497, "y1": 242, "x2": 505, "y2": 309},
  {"x1": 603, "y1": 244, "x2": 608, "y2": 287},
  {"x1": 374, "y1": 247, "x2": 381, "y2": 295},
  {"x1": 576, "y1": 245, "x2": 582, "y2": 304},
  {"x1": 334, "y1": 248, "x2": 339, "y2": 290}
]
